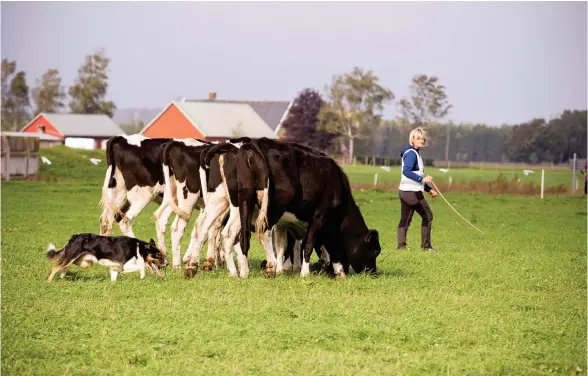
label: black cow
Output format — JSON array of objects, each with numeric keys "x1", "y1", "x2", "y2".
[
  {"x1": 236, "y1": 138, "x2": 381, "y2": 278},
  {"x1": 183, "y1": 138, "x2": 380, "y2": 279}
]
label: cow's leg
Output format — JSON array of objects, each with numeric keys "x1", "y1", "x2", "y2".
[
  {"x1": 300, "y1": 213, "x2": 327, "y2": 278},
  {"x1": 170, "y1": 186, "x2": 199, "y2": 269},
  {"x1": 119, "y1": 186, "x2": 153, "y2": 238},
  {"x1": 258, "y1": 229, "x2": 276, "y2": 278},
  {"x1": 153, "y1": 204, "x2": 174, "y2": 259},
  {"x1": 184, "y1": 187, "x2": 229, "y2": 278},
  {"x1": 202, "y1": 208, "x2": 229, "y2": 271},
  {"x1": 100, "y1": 167, "x2": 127, "y2": 236},
  {"x1": 219, "y1": 205, "x2": 241, "y2": 278},
  {"x1": 293, "y1": 239, "x2": 302, "y2": 271},
  {"x1": 271, "y1": 226, "x2": 288, "y2": 275}
]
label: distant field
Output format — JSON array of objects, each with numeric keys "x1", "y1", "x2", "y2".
[
  {"x1": 2, "y1": 156, "x2": 587, "y2": 374},
  {"x1": 342, "y1": 164, "x2": 576, "y2": 191}
]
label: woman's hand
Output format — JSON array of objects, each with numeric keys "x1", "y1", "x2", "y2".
[
  {"x1": 429, "y1": 190, "x2": 438, "y2": 198},
  {"x1": 422, "y1": 175, "x2": 433, "y2": 183}
]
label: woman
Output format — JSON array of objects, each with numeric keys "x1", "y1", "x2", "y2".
[{"x1": 397, "y1": 127, "x2": 438, "y2": 252}]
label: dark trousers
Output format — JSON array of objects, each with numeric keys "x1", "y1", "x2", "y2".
[{"x1": 397, "y1": 190, "x2": 433, "y2": 249}]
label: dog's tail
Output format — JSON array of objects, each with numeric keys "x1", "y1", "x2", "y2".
[{"x1": 46, "y1": 243, "x2": 62, "y2": 262}]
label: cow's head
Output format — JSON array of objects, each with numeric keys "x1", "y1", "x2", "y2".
[{"x1": 348, "y1": 229, "x2": 381, "y2": 275}]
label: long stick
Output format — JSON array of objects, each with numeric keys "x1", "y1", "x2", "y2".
[{"x1": 431, "y1": 181, "x2": 484, "y2": 234}]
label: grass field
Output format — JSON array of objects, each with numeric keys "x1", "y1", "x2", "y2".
[{"x1": 2, "y1": 163, "x2": 586, "y2": 375}]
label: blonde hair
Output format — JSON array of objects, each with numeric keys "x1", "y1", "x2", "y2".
[{"x1": 409, "y1": 127, "x2": 428, "y2": 147}]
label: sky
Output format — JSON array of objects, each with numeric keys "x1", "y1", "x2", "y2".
[{"x1": 1, "y1": 1, "x2": 586, "y2": 126}]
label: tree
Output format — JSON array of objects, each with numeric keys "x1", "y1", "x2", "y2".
[
  {"x1": 398, "y1": 75, "x2": 452, "y2": 126},
  {"x1": 32, "y1": 69, "x2": 66, "y2": 116},
  {"x1": 281, "y1": 88, "x2": 336, "y2": 151},
  {"x1": 1, "y1": 59, "x2": 16, "y2": 130},
  {"x1": 399, "y1": 74, "x2": 452, "y2": 164},
  {"x1": 1, "y1": 63, "x2": 32, "y2": 131},
  {"x1": 120, "y1": 121, "x2": 144, "y2": 135},
  {"x1": 68, "y1": 49, "x2": 116, "y2": 117},
  {"x1": 318, "y1": 67, "x2": 394, "y2": 163}
]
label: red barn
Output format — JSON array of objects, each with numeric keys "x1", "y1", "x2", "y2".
[
  {"x1": 140, "y1": 94, "x2": 291, "y2": 141},
  {"x1": 21, "y1": 113, "x2": 124, "y2": 150}
]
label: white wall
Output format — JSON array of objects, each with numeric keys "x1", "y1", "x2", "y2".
[{"x1": 64, "y1": 137, "x2": 96, "y2": 150}]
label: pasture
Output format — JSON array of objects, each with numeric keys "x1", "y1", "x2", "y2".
[{"x1": 1, "y1": 147, "x2": 586, "y2": 375}]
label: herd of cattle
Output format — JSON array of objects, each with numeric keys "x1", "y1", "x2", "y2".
[{"x1": 98, "y1": 134, "x2": 381, "y2": 279}]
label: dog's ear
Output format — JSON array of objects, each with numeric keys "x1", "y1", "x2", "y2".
[{"x1": 149, "y1": 238, "x2": 156, "y2": 248}]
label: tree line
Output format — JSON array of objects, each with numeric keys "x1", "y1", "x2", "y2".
[
  {"x1": 1, "y1": 49, "x2": 115, "y2": 131},
  {"x1": 280, "y1": 68, "x2": 586, "y2": 164}
]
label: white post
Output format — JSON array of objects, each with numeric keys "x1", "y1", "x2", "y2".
[
  {"x1": 572, "y1": 153, "x2": 577, "y2": 193},
  {"x1": 374, "y1": 173, "x2": 378, "y2": 187},
  {"x1": 541, "y1": 169, "x2": 544, "y2": 199}
]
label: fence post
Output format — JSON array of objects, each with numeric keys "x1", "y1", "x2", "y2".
[
  {"x1": 572, "y1": 153, "x2": 577, "y2": 193},
  {"x1": 541, "y1": 169, "x2": 545, "y2": 200},
  {"x1": 25, "y1": 137, "x2": 30, "y2": 177},
  {"x1": 4, "y1": 136, "x2": 10, "y2": 182},
  {"x1": 374, "y1": 173, "x2": 378, "y2": 187}
]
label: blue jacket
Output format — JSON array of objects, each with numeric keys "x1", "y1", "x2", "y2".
[{"x1": 400, "y1": 145, "x2": 431, "y2": 192}]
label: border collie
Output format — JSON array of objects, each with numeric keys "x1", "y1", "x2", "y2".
[{"x1": 46, "y1": 233, "x2": 168, "y2": 282}]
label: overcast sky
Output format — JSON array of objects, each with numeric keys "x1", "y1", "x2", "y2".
[{"x1": 2, "y1": 1, "x2": 586, "y2": 125}]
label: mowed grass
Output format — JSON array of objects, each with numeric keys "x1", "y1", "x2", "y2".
[{"x1": 1, "y1": 179, "x2": 586, "y2": 375}]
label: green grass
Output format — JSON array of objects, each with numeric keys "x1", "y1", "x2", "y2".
[{"x1": 1, "y1": 179, "x2": 586, "y2": 375}]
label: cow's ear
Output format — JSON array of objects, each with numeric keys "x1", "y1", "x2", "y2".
[
  {"x1": 149, "y1": 238, "x2": 156, "y2": 247},
  {"x1": 365, "y1": 230, "x2": 379, "y2": 244}
]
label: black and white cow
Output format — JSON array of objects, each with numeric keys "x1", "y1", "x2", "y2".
[
  {"x1": 99, "y1": 134, "x2": 208, "y2": 260},
  {"x1": 182, "y1": 138, "x2": 379, "y2": 279},
  {"x1": 100, "y1": 135, "x2": 171, "y2": 239},
  {"x1": 159, "y1": 139, "x2": 229, "y2": 269},
  {"x1": 234, "y1": 138, "x2": 381, "y2": 278}
]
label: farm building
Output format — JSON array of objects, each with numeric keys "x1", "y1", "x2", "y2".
[
  {"x1": 140, "y1": 93, "x2": 291, "y2": 141},
  {"x1": 20, "y1": 113, "x2": 124, "y2": 150}
]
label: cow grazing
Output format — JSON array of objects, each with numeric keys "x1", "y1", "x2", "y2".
[{"x1": 235, "y1": 138, "x2": 381, "y2": 278}]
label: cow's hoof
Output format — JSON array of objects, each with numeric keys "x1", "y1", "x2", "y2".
[
  {"x1": 335, "y1": 272, "x2": 346, "y2": 279},
  {"x1": 184, "y1": 264, "x2": 198, "y2": 279}
]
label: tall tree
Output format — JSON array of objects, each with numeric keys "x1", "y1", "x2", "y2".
[
  {"x1": 399, "y1": 74, "x2": 452, "y2": 164},
  {"x1": 398, "y1": 74, "x2": 452, "y2": 125},
  {"x1": 1, "y1": 59, "x2": 17, "y2": 130},
  {"x1": 2, "y1": 68, "x2": 32, "y2": 131},
  {"x1": 319, "y1": 67, "x2": 394, "y2": 163},
  {"x1": 281, "y1": 88, "x2": 336, "y2": 150},
  {"x1": 32, "y1": 69, "x2": 66, "y2": 115},
  {"x1": 68, "y1": 49, "x2": 116, "y2": 117}
]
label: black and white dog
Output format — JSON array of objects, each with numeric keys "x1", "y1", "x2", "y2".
[{"x1": 46, "y1": 233, "x2": 169, "y2": 282}]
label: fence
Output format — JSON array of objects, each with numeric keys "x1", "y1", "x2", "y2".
[{"x1": 1, "y1": 134, "x2": 40, "y2": 181}]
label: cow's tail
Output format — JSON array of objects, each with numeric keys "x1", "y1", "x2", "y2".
[
  {"x1": 162, "y1": 143, "x2": 191, "y2": 221},
  {"x1": 46, "y1": 243, "x2": 62, "y2": 263},
  {"x1": 199, "y1": 166, "x2": 209, "y2": 205},
  {"x1": 99, "y1": 137, "x2": 117, "y2": 210},
  {"x1": 248, "y1": 139, "x2": 271, "y2": 242}
]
